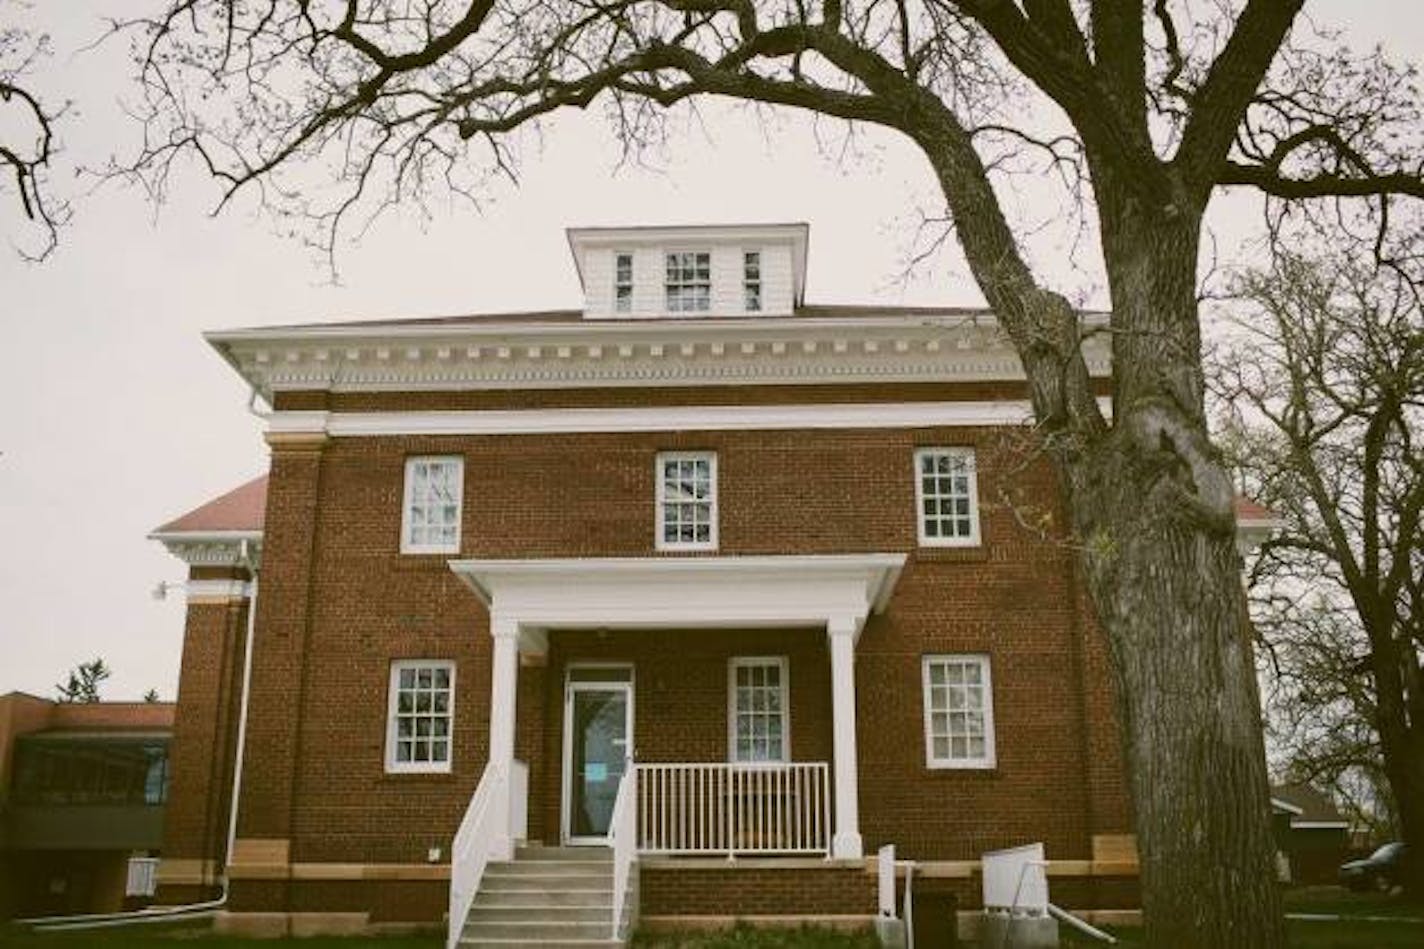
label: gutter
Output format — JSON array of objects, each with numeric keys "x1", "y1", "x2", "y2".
[{"x1": 18, "y1": 541, "x2": 261, "y2": 932}]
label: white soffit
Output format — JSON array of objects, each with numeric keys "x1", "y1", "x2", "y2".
[
  {"x1": 207, "y1": 313, "x2": 1114, "y2": 399},
  {"x1": 447, "y1": 554, "x2": 907, "y2": 634}
]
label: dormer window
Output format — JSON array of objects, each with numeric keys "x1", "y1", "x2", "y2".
[
  {"x1": 744, "y1": 252, "x2": 762, "y2": 312},
  {"x1": 614, "y1": 252, "x2": 634, "y2": 313},
  {"x1": 666, "y1": 252, "x2": 711, "y2": 312}
]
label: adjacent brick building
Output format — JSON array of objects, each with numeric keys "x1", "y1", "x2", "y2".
[{"x1": 152, "y1": 223, "x2": 1171, "y2": 940}]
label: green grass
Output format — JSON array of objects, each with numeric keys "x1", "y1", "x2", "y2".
[{"x1": 0, "y1": 931, "x2": 437, "y2": 949}]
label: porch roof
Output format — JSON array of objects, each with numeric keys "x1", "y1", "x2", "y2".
[{"x1": 448, "y1": 554, "x2": 906, "y2": 646}]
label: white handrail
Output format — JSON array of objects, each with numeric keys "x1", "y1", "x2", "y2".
[
  {"x1": 448, "y1": 762, "x2": 507, "y2": 949},
  {"x1": 636, "y1": 761, "x2": 830, "y2": 856},
  {"x1": 609, "y1": 765, "x2": 638, "y2": 939}
]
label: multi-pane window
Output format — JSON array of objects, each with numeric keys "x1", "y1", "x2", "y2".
[
  {"x1": 614, "y1": 252, "x2": 634, "y2": 312},
  {"x1": 401, "y1": 456, "x2": 463, "y2": 554},
  {"x1": 743, "y1": 251, "x2": 762, "y2": 312},
  {"x1": 922, "y1": 655, "x2": 995, "y2": 769},
  {"x1": 729, "y1": 657, "x2": 788, "y2": 763},
  {"x1": 914, "y1": 447, "x2": 980, "y2": 546},
  {"x1": 387, "y1": 661, "x2": 455, "y2": 773},
  {"x1": 665, "y1": 251, "x2": 711, "y2": 312},
  {"x1": 656, "y1": 451, "x2": 717, "y2": 550}
]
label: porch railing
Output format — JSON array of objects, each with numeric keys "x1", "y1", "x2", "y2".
[
  {"x1": 447, "y1": 762, "x2": 507, "y2": 949},
  {"x1": 636, "y1": 761, "x2": 831, "y2": 856},
  {"x1": 609, "y1": 767, "x2": 639, "y2": 938}
]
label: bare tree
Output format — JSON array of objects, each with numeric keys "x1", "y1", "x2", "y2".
[
  {"x1": 0, "y1": 8, "x2": 63, "y2": 259},
  {"x1": 112, "y1": 3, "x2": 1424, "y2": 944},
  {"x1": 1213, "y1": 237, "x2": 1424, "y2": 893}
]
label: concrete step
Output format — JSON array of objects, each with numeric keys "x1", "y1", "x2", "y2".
[
  {"x1": 486, "y1": 860, "x2": 613, "y2": 877},
  {"x1": 463, "y1": 919, "x2": 614, "y2": 941},
  {"x1": 459, "y1": 940, "x2": 621, "y2": 949},
  {"x1": 467, "y1": 905, "x2": 612, "y2": 923},
  {"x1": 516, "y1": 845, "x2": 612, "y2": 862},
  {"x1": 481, "y1": 872, "x2": 612, "y2": 893},
  {"x1": 474, "y1": 888, "x2": 615, "y2": 908}
]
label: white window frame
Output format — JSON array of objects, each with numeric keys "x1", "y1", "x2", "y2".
[
  {"x1": 400, "y1": 455, "x2": 464, "y2": 554},
  {"x1": 743, "y1": 250, "x2": 762, "y2": 312},
  {"x1": 913, "y1": 447, "x2": 981, "y2": 547},
  {"x1": 386, "y1": 660, "x2": 456, "y2": 774},
  {"x1": 614, "y1": 251, "x2": 634, "y2": 313},
  {"x1": 655, "y1": 450, "x2": 718, "y2": 551},
  {"x1": 664, "y1": 250, "x2": 712, "y2": 313},
  {"x1": 727, "y1": 656, "x2": 790, "y2": 764},
  {"x1": 922, "y1": 654, "x2": 996, "y2": 770}
]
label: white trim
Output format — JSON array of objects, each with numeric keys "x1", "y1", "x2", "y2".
[
  {"x1": 400, "y1": 455, "x2": 464, "y2": 555},
  {"x1": 655, "y1": 450, "x2": 718, "y2": 552},
  {"x1": 921, "y1": 654, "x2": 997, "y2": 770},
  {"x1": 1291, "y1": 820, "x2": 1350, "y2": 830},
  {"x1": 181, "y1": 579, "x2": 254, "y2": 600},
  {"x1": 149, "y1": 530, "x2": 264, "y2": 567},
  {"x1": 728, "y1": 656, "x2": 790, "y2": 764},
  {"x1": 1270, "y1": 797, "x2": 1306, "y2": 816},
  {"x1": 561, "y1": 666, "x2": 635, "y2": 845},
  {"x1": 208, "y1": 312, "x2": 1113, "y2": 398},
  {"x1": 268, "y1": 400, "x2": 1111, "y2": 438},
  {"x1": 448, "y1": 555, "x2": 905, "y2": 636},
  {"x1": 385, "y1": 659, "x2": 457, "y2": 774},
  {"x1": 913, "y1": 447, "x2": 981, "y2": 548}
]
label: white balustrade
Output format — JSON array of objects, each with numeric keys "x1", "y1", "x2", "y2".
[
  {"x1": 635, "y1": 762, "x2": 831, "y2": 856},
  {"x1": 609, "y1": 767, "x2": 639, "y2": 939},
  {"x1": 448, "y1": 762, "x2": 508, "y2": 949}
]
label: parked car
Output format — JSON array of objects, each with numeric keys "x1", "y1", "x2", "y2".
[{"x1": 1339, "y1": 842, "x2": 1409, "y2": 892}]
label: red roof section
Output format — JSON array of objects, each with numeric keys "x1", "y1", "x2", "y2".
[
  {"x1": 154, "y1": 475, "x2": 268, "y2": 534},
  {"x1": 1234, "y1": 496, "x2": 1278, "y2": 523}
]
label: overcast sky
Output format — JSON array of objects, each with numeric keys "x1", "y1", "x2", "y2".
[{"x1": 2, "y1": 3, "x2": 1420, "y2": 701}]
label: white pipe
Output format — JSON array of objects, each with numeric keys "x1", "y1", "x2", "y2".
[
  {"x1": 23, "y1": 546, "x2": 261, "y2": 931},
  {"x1": 1048, "y1": 904, "x2": 1117, "y2": 944}
]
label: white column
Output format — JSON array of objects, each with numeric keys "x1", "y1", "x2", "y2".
[
  {"x1": 488, "y1": 613, "x2": 520, "y2": 860},
  {"x1": 827, "y1": 615, "x2": 863, "y2": 859}
]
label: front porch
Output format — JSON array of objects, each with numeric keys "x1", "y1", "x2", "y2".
[{"x1": 444, "y1": 555, "x2": 905, "y2": 946}]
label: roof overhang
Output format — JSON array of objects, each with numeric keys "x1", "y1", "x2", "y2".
[
  {"x1": 149, "y1": 529, "x2": 263, "y2": 568},
  {"x1": 448, "y1": 554, "x2": 907, "y2": 653},
  {"x1": 206, "y1": 312, "x2": 1113, "y2": 401}
]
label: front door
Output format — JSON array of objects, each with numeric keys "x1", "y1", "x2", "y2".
[{"x1": 562, "y1": 669, "x2": 633, "y2": 844}]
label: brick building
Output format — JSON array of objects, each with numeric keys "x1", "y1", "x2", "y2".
[{"x1": 146, "y1": 222, "x2": 1256, "y2": 941}]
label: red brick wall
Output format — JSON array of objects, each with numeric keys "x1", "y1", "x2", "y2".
[
  {"x1": 157, "y1": 569, "x2": 249, "y2": 898},
  {"x1": 641, "y1": 866, "x2": 877, "y2": 917},
  {"x1": 176, "y1": 417, "x2": 1131, "y2": 920}
]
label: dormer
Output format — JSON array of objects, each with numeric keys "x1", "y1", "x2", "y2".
[{"x1": 568, "y1": 223, "x2": 809, "y2": 320}]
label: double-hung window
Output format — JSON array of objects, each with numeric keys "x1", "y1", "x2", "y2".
[
  {"x1": 401, "y1": 456, "x2": 463, "y2": 554},
  {"x1": 743, "y1": 251, "x2": 762, "y2": 312},
  {"x1": 729, "y1": 657, "x2": 788, "y2": 763},
  {"x1": 914, "y1": 447, "x2": 980, "y2": 546},
  {"x1": 922, "y1": 655, "x2": 995, "y2": 769},
  {"x1": 665, "y1": 251, "x2": 711, "y2": 312},
  {"x1": 614, "y1": 252, "x2": 634, "y2": 313},
  {"x1": 656, "y1": 451, "x2": 717, "y2": 550},
  {"x1": 386, "y1": 660, "x2": 455, "y2": 773}
]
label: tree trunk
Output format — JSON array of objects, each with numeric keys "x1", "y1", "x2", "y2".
[
  {"x1": 1071, "y1": 206, "x2": 1287, "y2": 948},
  {"x1": 1377, "y1": 683, "x2": 1424, "y2": 896},
  {"x1": 912, "y1": 111, "x2": 1287, "y2": 946}
]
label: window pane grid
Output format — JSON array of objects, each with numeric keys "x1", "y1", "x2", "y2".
[
  {"x1": 658, "y1": 453, "x2": 715, "y2": 547},
  {"x1": 405, "y1": 457, "x2": 462, "y2": 551},
  {"x1": 917, "y1": 449, "x2": 978, "y2": 543},
  {"x1": 744, "y1": 251, "x2": 762, "y2": 311},
  {"x1": 924, "y1": 657, "x2": 993, "y2": 767},
  {"x1": 615, "y1": 252, "x2": 633, "y2": 312},
  {"x1": 732, "y1": 660, "x2": 786, "y2": 762},
  {"x1": 390, "y1": 663, "x2": 454, "y2": 770},
  {"x1": 665, "y1": 252, "x2": 711, "y2": 312}
]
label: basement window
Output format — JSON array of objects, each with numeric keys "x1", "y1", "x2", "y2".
[{"x1": 386, "y1": 660, "x2": 455, "y2": 773}]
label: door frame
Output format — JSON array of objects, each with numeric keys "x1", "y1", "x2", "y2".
[{"x1": 561, "y1": 663, "x2": 635, "y2": 845}]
